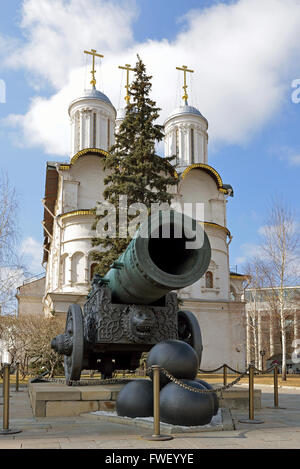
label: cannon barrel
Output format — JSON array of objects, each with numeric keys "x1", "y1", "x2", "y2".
[{"x1": 103, "y1": 210, "x2": 211, "y2": 305}]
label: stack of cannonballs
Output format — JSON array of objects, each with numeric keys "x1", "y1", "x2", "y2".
[{"x1": 116, "y1": 340, "x2": 218, "y2": 426}]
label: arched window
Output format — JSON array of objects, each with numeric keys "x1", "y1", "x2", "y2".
[
  {"x1": 90, "y1": 263, "x2": 99, "y2": 281},
  {"x1": 71, "y1": 252, "x2": 85, "y2": 284},
  {"x1": 107, "y1": 118, "x2": 110, "y2": 149},
  {"x1": 74, "y1": 110, "x2": 80, "y2": 153},
  {"x1": 205, "y1": 271, "x2": 213, "y2": 288},
  {"x1": 93, "y1": 112, "x2": 97, "y2": 147},
  {"x1": 191, "y1": 128, "x2": 195, "y2": 164},
  {"x1": 176, "y1": 128, "x2": 179, "y2": 163},
  {"x1": 60, "y1": 255, "x2": 68, "y2": 286}
]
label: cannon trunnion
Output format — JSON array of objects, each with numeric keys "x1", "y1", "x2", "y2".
[{"x1": 51, "y1": 211, "x2": 211, "y2": 383}]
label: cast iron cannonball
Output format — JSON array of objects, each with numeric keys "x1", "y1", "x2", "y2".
[
  {"x1": 159, "y1": 379, "x2": 214, "y2": 427},
  {"x1": 195, "y1": 378, "x2": 219, "y2": 415},
  {"x1": 146, "y1": 340, "x2": 199, "y2": 386},
  {"x1": 116, "y1": 379, "x2": 153, "y2": 418}
]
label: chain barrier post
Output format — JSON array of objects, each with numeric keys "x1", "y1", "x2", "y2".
[
  {"x1": 0, "y1": 366, "x2": 3, "y2": 405},
  {"x1": 15, "y1": 362, "x2": 22, "y2": 393},
  {"x1": 274, "y1": 364, "x2": 279, "y2": 407},
  {"x1": 16, "y1": 363, "x2": 19, "y2": 392},
  {"x1": 223, "y1": 364, "x2": 227, "y2": 386},
  {"x1": 267, "y1": 364, "x2": 286, "y2": 410},
  {"x1": 239, "y1": 364, "x2": 264, "y2": 425},
  {"x1": 0, "y1": 363, "x2": 22, "y2": 435},
  {"x1": 142, "y1": 365, "x2": 173, "y2": 441}
]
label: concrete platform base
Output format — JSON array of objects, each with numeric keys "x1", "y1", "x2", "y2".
[
  {"x1": 81, "y1": 408, "x2": 234, "y2": 433},
  {"x1": 28, "y1": 381, "x2": 261, "y2": 418},
  {"x1": 29, "y1": 382, "x2": 125, "y2": 417}
]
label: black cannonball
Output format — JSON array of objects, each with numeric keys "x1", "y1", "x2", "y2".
[
  {"x1": 147, "y1": 340, "x2": 199, "y2": 387},
  {"x1": 116, "y1": 379, "x2": 153, "y2": 418},
  {"x1": 195, "y1": 379, "x2": 219, "y2": 416},
  {"x1": 160, "y1": 379, "x2": 214, "y2": 426}
]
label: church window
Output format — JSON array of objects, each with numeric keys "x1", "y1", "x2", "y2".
[
  {"x1": 176, "y1": 129, "x2": 179, "y2": 162},
  {"x1": 90, "y1": 263, "x2": 99, "y2": 281},
  {"x1": 205, "y1": 271, "x2": 213, "y2": 288},
  {"x1": 93, "y1": 113, "x2": 97, "y2": 148},
  {"x1": 60, "y1": 255, "x2": 68, "y2": 286},
  {"x1": 107, "y1": 118, "x2": 110, "y2": 149},
  {"x1": 71, "y1": 252, "x2": 85, "y2": 284},
  {"x1": 191, "y1": 128, "x2": 195, "y2": 164},
  {"x1": 75, "y1": 111, "x2": 80, "y2": 153}
]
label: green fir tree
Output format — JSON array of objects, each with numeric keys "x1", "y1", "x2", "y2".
[{"x1": 92, "y1": 55, "x2": 178, "y2": 275}]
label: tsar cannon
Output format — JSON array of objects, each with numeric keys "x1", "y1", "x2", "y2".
[{"x1": 51, "y1": 210, "x2": 211, "y2": 383}]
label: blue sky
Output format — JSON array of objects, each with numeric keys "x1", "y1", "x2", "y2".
[{"x1": 0, "y1": 0, "x2": 300, "y2": 275}]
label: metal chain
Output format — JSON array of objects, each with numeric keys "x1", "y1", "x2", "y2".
[
  {"x1": 32, "y1": 376, "x2": 132, "y2": 386},
  {"x1": 223, "y1": 364, "x2": 244, "y2": 375},
  {"x1": 149, "y1": 366, "x2": 250, "y2": 395},
  {"x1": 32, "y1": 363, "x2": 276, "y2": 387},
  {"x1": 198, "y1": 365, "x2": 225, "y2": 373},
  {"x1": 253, "y1": 364, "x2": 276, "y2": 375}
]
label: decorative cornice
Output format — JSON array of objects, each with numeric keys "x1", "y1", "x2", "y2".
[
  {"x1": 59, "y1": 209, "x2": 96, "y2": 221},
  {"x1": 230, "y1": 274, "x2": 249, "y2": 280},
  {"x1": 59, "y1": 148, "x2": 109, "y2": 170},
  {"x1": 204, "y1": 221, "x2": 231, "y2": 237}
]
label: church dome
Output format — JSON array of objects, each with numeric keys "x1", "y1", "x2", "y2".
[
  {"x1": 164, "y1": 104, "x2": 208, "y2": 126},
  {"x1": 68, "y1": 87, "x2": 115, "y2": 114},
  {"x1": 82, "y1": 88, "x2": 113, "y2": 106}
]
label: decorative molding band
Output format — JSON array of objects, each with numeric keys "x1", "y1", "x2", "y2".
[
  {"x1": 60, "y1": 148, "x2": 110, "y2": 170},
  {"x1": 204, "y1": 221, "x2": 231, "y2": 237},
  {"x1": 230, "y1": 274, "x2": 249, "y2": 280},
  {"x1": 59, "y1": 209, "x2": 96, "y2": 221}
]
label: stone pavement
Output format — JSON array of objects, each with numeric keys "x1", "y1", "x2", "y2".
[{"x1": 0, "y1": 384, "x2": 299, "y2": 449}]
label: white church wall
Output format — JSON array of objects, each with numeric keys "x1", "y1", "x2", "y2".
[
  {"x1": 179, "y1": 170, "x2": 226, "y2": 227},
  {"x1": 63, "y1": 180, "x2": 79, "y2": 212},
  {"x1": 66, "y1": 156, "x2": 107, "y2": 210},
  {"x1": 62, "y1": 217, "x2": 95, "y2": 243},
  {"x1": 183, "y1": 300, "x2": 246, "y2": 370}
]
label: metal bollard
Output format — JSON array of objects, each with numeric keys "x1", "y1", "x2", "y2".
[
  {"x1": 0, "y1": 363, "x2": 22, "y2": 435},
  {"x1": 14, "y1": 362, "x2": 24, "y2": 392},
  {"x1": 142, "y1": 365, "x2": 173, "y2": 441},
  {"x1": 267, "y1": 365, "x2": 286, "y2": 410},
  {"x1": 223, "y1": 364, "x2": 227, "y2": 386},
  {"x1": 274, "y1": 364, "x2": 279, "y2": 407},
  {"x1": 239, "y1": 364, "x2": 264, "y2": 424}
]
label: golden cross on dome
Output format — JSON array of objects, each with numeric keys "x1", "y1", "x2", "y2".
[
  {"x1": 84, "y1": 49, "x2": 104, "y2": 87},
  {"x1": 176, "y1": 65, "x2": 194, "y2": 104},
  {"x1": 118, "y1": 63, "x2": 136, "y2": 103}
]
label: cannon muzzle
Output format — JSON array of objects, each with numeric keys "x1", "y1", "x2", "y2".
[{"x1": 103, "y1": 210, "x2": 211, "y2": 305}]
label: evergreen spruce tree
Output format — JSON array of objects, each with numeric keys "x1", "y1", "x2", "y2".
[{"x1": 92, "y1": 55, "x2": 178, "y2": 275}]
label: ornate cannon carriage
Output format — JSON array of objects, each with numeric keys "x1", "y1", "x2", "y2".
[{"x1": 51, "y1": 211, "x2": 211, "y2": 384}]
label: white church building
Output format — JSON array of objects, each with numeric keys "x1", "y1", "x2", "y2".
[{"x1": 17, "y1": 56, "x2": 247, "y2": 370}]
